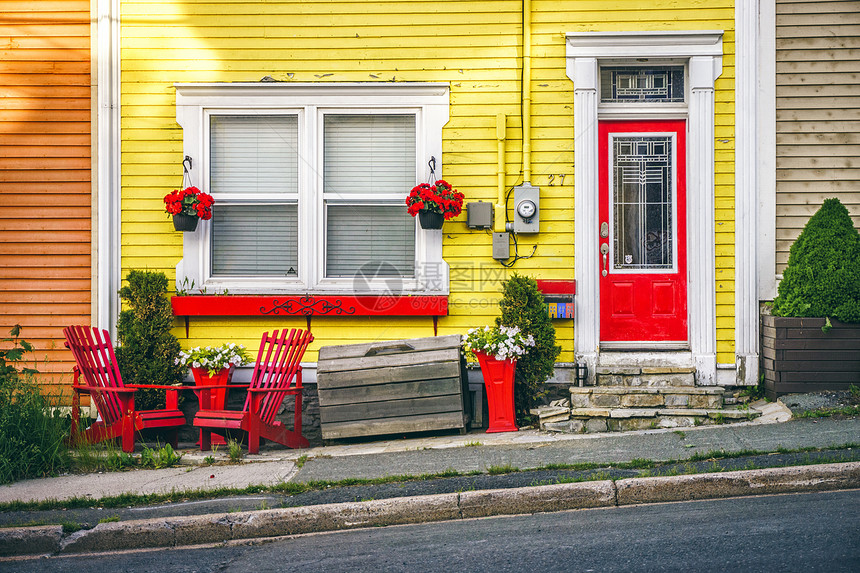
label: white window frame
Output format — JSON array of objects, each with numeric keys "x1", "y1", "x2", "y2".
[
  {"x1": 174, "y1": 83, "x2": 450, "y2": 295},
  {"x1": 315, "y1": 108, "x2": 422, "y2": 290},
  {"x1": 203, "y1": 108, "x2": 305, "y2": 289}
]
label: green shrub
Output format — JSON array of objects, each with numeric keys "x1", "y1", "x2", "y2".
[
  {"x1": 496, "y1": 274, "x2": 561, "y2": 423},
  {"x1": 0, "y1": 326, "x2": 71, "y2": 484},
  {"x1": 115, "y1": 270, "x2": 184, "y2": 410},
  {"x1": 772, "y1": 198, "x2": 860, "y2": 323}
]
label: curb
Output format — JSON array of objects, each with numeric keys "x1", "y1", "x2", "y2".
[{"x1": 2, "y1": 461, "x2": 859, "y2": 558}]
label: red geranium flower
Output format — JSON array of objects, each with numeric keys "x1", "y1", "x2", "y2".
[
  {"x1": 405, "y1": 180, "x2": 464, "y2": 223},
  {"x1": 164, "y1": 186, "x2": 215, "y2": 222}
]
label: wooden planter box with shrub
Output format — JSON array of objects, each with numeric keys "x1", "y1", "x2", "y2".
[
  {"x1": 761, "y1": 315, "x2": 860, "y2": 401},
  {"x1": 762, "y1": 198, "x2": 860, "y2": 401}
]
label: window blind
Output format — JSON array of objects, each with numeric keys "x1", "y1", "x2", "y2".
[
  {"x1": 211, "y1": 204, "x2": 298, "y2": 276},
  {"x1": 326, "y1": 205, "x2": 415, "y2": 277},
  {"x1": 323, "y1": 114, "x2": 415, "y2": 195},
  {"x1": 210, "y1": 115, "x2": 298, "y2": 194},
  {"x1": 323, "y1": 114, "x2": 416, "y2": 279}
]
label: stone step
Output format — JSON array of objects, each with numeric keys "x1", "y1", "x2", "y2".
[
  {"x1": 570, "y1": 385, "x2": 724, "y2": 409},
  {"x1": 594, "y1": 366, "x2": 696, "y2": 387},
  {"x1": 540, "y1": 406, "x2": 761, "y2": 433},
  {"x1": 529, "y1": 405, "x2": 572, "y2": 430}
]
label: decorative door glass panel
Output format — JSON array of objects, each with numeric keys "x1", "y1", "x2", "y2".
[
  {"x1": 600, "y1": 66, "x2": 685, "y2": 103},
  {"x1": 612, "y1": 135, "x2": 674, "y2": 270}
]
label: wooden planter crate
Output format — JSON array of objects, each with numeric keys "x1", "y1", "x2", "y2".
[
  {"x1": 761, "y1": 315, "x2": 860, "y2": 401},
  {"x1": 316, "y1": 335, "x2": 469, "y2": 440}
]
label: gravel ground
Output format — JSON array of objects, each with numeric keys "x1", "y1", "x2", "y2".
[{"x1": 779, "y1": 390, "x2": 858, "y2": 415}]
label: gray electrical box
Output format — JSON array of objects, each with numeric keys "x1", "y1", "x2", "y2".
[
  {"x1": 492, "y1": 232, "x2": 510, "y2": 260},
  {"x1": 467, "y1": 201, "x2": 493, "y2": 229},
  {"x1": 513, "y1": 183, "x2": 540, "y2": 234}
]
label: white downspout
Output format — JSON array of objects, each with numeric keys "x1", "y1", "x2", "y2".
[{"x1": 96, "y1": 0, "x2": 121, "y2": 336}]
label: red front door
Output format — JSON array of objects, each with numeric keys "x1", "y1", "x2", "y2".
[{"x1": 598, "y1": 120, "x2": 688, "y2": 343}]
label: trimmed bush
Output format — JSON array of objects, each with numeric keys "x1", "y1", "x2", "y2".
[
  {"x1": 772, "y1": 198, "x2": 860, "y2": 323},
  {"x1": 115, "y1": 270, "x2": 184, "y2": 410},
  {"x1": 496, "y1": 274, "x2": 562, "y2": 423}
]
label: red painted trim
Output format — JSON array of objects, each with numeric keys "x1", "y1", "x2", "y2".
[
  {"x1": 171, "y1": 295, "x2": 448, "y2": 317},
  {"x1": 535, "y1": 280, "x2": 576, "y2": 295}
]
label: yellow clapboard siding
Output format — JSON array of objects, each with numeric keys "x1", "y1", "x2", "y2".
[{"x1": 121, "y1": 0, "x2": 737, "y2": 366}]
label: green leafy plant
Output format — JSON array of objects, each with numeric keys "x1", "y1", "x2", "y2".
[
  {"x1": 176, "y1": 343, "x2": 250, "y2": 376},
  {"x1": 771, "y1": 198, "x2": 860, "y2": 323},
  {"x1": 103, "y1": 448, "x2": 137, "y2": 471},
  {"x1": 115, "y1": 270, "x2": 184, "y2": 410},
  {"x1": 495, "y1": 274, "x2": 562, "y2": 423},
  {"x1": 0, "y1": 326, "x2": 72, "y2": 484},
  {"x1": 849, "y1": 384, "x2": 860, "y2": 405},
  {"x1": 139, "y1": 443, "x2": 182, "y2": 469}
]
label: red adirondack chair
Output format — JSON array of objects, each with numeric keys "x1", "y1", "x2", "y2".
[
  {"x1": 63, "y1": 325, "x2": 187, "y2": 453},
  {"x1": 193, "y1": 328, "x2": 313, "y2": 453}
]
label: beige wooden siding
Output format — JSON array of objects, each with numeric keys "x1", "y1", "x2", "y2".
[
  {"x1": 0, "y1": 1, "x2": 92, "y2": 397},
  {"x1": 775, "y1": 0, "x2": 860, "y2": 271}
]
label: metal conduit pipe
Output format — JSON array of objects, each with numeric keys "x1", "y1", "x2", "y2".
[
  {"x1": 522, "y1": 0, "x2": 532, "y2": 184},
  {"x1": 495, "y1": 113, "x2": 507, "y2": 232}
]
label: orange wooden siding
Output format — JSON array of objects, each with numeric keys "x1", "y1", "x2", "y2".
[{"x1": 0, "y1": 1, "x2": 92, "y2": 397}]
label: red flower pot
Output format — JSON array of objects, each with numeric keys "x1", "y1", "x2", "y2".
[
  {"x1": 473, "y1": 351, "x2": 518, "y2": 433},
  {"x1": 192, "y1": 365, "x2": 234, "y2": 445}
]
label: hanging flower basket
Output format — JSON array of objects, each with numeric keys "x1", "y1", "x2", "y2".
[
  {"x1": 172, "y1": 212, "x2": 199, "y2": 232},
  {"x1": 406, "y1": 180, "x2": 464, "y2": 229},
  {"x1": 164, "y1": 186, "x2": 214, "y2": 232},
  {"x1": 418, "y1": 210, "x2": 445, "y2": 230}
]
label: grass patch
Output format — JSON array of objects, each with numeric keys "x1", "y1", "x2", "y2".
[
  {"x1": 295, "y1": 454, "x2": 309, "y2": 468},
  {"x1": 620, "y1": 458, "x2": 656, "y2": 470},
  {"x1": 98, "y1": 515, "x2": 120, "y2": 524},
  {"x1": 61, "y1": 521, "x2": 83, "y2": 534},
  {"x1": 537, "y1": 462, "x2": 601, "y2": 472},
  {"x1": 227, "y1": 439, "x2": 243, "y2": 462},
  {"x1": 795, "y1": 405, "x2": 860, "y2": 419},
  {"x1": 464, "y1": 441, "x2": 483, "y2": 447},
  {"x1": 487, "y1": 464, "x2": 519, "y2": 475}
]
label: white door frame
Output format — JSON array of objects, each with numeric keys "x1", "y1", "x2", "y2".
[{"x1": 566, "y1": 31, "x2": 723, "y2": 385}]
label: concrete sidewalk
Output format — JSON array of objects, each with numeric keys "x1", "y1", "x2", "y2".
[
  {"x1": 0, "y1": 400, "x2": 855, "y2": 506},
  {"x1": 1, "y1": 400, "x2": 859, "y2": 558}
]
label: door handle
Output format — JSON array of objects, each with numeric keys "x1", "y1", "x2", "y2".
[{"x1": 600, "y1": 243, "x2": 609, "y2": 277}]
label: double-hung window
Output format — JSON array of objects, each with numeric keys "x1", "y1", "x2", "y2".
[{"x1": 174, "y1": 83, "x2": 450, "y2": 295}]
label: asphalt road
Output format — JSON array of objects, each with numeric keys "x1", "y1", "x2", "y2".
[{"x1": 6, "y1": 489, "x2": 858, "y2": 572}]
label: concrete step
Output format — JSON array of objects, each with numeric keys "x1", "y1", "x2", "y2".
[
  {"x1": 570, "y1": 385, "x2": 724, "y2": 410},
  {"x1": 593, "y1": 366, "x2": 696, "y2": 387},
  {"x1": 542, "y1": 406, "x2": 761, "y2": 433}
]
